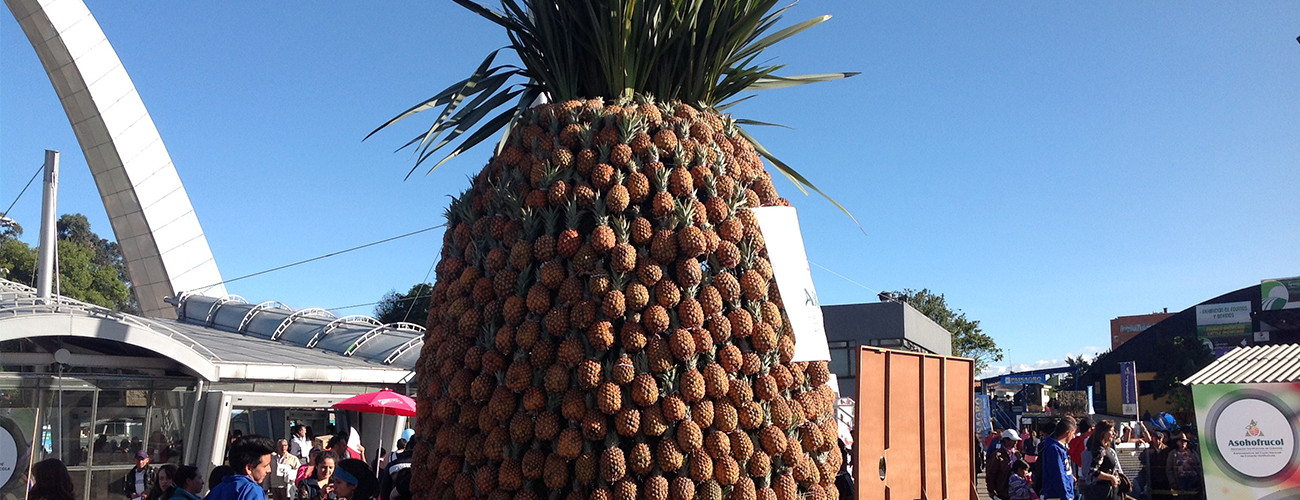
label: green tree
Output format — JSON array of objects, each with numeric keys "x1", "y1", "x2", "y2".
[
  {"x1": 57, "y1": 214, "x2": 139, "y2": 314},
  {"x1": 1060, "y1": 351, "x2": 1104, "y2": 389},
  {"x1": 0, "y1": 219, "x2": 23, "y2": 242},
  {"x1": 375, "y1": 283, "x2": 433, "y2": 325},
  {"x1": 0, "y1": 238, "x2": 37, "y2": 282},
  {"x1": 0, "y1": 214, "x2": 134, "y2": 312},
  {"x1": 1149, "y1": 335, "x2": 1214, "y2": 420},
  {"x1": 893, "y1": 288, "x2": 1004, "y2": 374}
]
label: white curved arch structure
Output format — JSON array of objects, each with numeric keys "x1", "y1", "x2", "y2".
[
  {"x1": 6, "y1": 0, "x2": 225, "y2": 318},
  {"x1": 0, "y1": 314, "x2": 222, "y2": 381}
]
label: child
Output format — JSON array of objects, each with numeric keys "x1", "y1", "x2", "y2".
[{"x1": 1008, "y1": 459, "x2": 1038, "y2": 500}]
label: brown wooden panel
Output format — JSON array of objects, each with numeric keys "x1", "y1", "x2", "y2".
[
  {"x1": 856, "y1": 347, "x2": 887, "y2": 500},
  {"x1": 922, "y1": 357, "x2": 945, "y2": 499},
  {"x1": 944, "y1": 357, "x2": 976, "y2": 500},
  {"x1": 854, "y1": 348, "x2": 976, "y2": 500},
  {"x1": 885, "y1": 353, "x2": 922, "y2": 500}
]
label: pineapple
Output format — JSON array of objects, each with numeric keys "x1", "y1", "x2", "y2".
[
  {"x1": 384, "y1": 3, "x2": 854, "y2": 500},
  {"x1": 612, "y1": 354, "x2": 635, "y2": 385},
  {"x1": 590, "y1": 202, "x2": 615, "y2": 254},
  {"x1": 677, "y1": 419, "x2": 704, "y2": 452},
  {"x1": 733, "y1": 478, "x2": 757, "y2": 500},
  {"x1": 615, "y1": 407, "x2": 640, "y2": 436},
  {"x1": 628, "y1": 442, "x2": 654, "y2": 475},
  {"x1": 748, "y1": 450, "x2": 771, "y2": 478},
  {"x1": 689, "y1": 450, "x2": 714, "y2": 482},
  {"x1": 577, "y1": 359, "x2": 601, "y2": 390},
  {"x1": 730, "y1": 430, "x2": 754, "y2": 462},
  {"x1": 535, "y1": 411, "x2": 561, "y2": 441},
  {"x1": 645, "y1": 476, "x2": 669, "y2": 500},
  {"x1": 705, "y1": 430, "x2": 731, "y2": 459},
  {"x1": 641, "y1": 405, "x2": 668, "y2": 437},
  {"x1": 607, "y1": 173, "x2": 630, "y2": 213},
  {"x1": 657, "y1": 439, "x2": 685, "y2": 472},
  {"x1": 613, "y1": 481, "x2": 637, "y2": 500},
  {"x1": 596, "y1": 381, "x2": 622, "y2": 415},
  {"x1": 703, "y1": 363, "x2": 728, "y2": 399},
  {"x1": 600, "y1": 447, "x2": 626, "y2": 483},
  {"x1": 714, "y1": 456, "x2": 740, "y2": 486},
  {"x1": 661, "y1": 394, "x2": 688, "y2": 422},
  {"x1": 557, "y1": 428, "x2": 582, "y2": 459},
  {"x1": 582, "y1": 411, "x2": 608, "y2": 440},
  {"x1": 623, "y1": 282, "x2": 649, "y2": 313},
  {"x1": 557, "y1": 201, "x2": 582, "y2": 257},
  {"x1": 680, "y1": 368, "x2": 705, "y2": 403}
]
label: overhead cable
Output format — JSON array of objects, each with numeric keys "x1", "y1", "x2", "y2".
[
  {"x1": 2, "y1": 163, "x2": 45, "y2": 218},
  {"x1": 191, "y1": 223, "x2": 445, "y2": 291}
]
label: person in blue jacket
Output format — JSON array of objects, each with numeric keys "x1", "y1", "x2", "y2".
[
  {"x1": 207, "y1": 435, "x2": 277, "y2": 500},
  {"x1": 1040, "y1": 418, "x2": 1077, "y2": 500}
]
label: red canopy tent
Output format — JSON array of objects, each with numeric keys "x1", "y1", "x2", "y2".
[{"x1": 332, "y1": 388, "x2": 415, "y2": 472}]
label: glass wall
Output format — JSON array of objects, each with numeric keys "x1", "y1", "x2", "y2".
[
  {"x1": 93, "y1": 390, "x2": 150, "y2": 466},
  {"x1": 42, "y1": 390, "x2": 96, "y2": 466},
  {"x1": 148, "y1": 390, "x2": 191, "y2": 464},
  {"x1": 0, "y1": 377, "x2": 195, "y2": 500}
]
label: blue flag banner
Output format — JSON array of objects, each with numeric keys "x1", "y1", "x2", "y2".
[
  {"x1": 974, "y1": 394, "x2": 993, "y2": 438},
  {"x1": 1119, "y1": 361, "x2": 1138, "y2": 416}
]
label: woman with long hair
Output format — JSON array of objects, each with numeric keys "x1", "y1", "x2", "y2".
[
  {"x1": 1082, "y1": 420, "x2": 1125, "y2": 500},
  {"x1": 29, "y1": 459, "x2": 76, "y2": 500},
  {"x1": 298, "y1": 451, "x2": 338, "y2": 500},
  {"x1": 147, "y1": 464, "x2": 178, "y2": 500},
  {"x1": 168, "y1": 466, "x2": 204, "y2": 500}
]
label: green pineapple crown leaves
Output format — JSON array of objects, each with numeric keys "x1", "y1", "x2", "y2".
[
  {"x1": 366, "y1": 0, "x2": 861, "y2": 227},
  {"x1": 611, "y1": 216, "x2": 630, "y2": 244},
  {"x1": 563, "y1": 199, "x2": 582, "y2": 230}
]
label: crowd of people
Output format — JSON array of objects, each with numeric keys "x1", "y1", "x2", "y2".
[
  {"x1": 982, "y1": 416, "x2": 1203, "y2": 500},
  {"x1": 27, "y1": 425, "x2": 416, "y2": 500}
]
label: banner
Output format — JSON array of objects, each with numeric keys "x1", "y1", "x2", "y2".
[
  {"x1": 1001, "y1": 374, "x2": 1049, "y2": 385},
  {"x1": 974, "y1": 395, "x2": 993, "y2": 439},
  {"x1": 1119, "y1": 361, "x2": 1139, "y2": 416},
  {"x1": 0, "y1": 409, "x2": 38, "y2": 500},
  {"x1": 750, "y1": 207, "x2": 830, "y2": 362},
  {"x1": 1196, "y1": 301, "x2": 1253, "y2": 338},
  {"x1": 1261, "y1": 277, "x2": 1300, "y2": 310},
  {"x1": 1192, "y1": 382, "x2": 1300, "y2": 499}
]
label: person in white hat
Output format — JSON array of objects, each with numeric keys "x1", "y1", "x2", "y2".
[{"x1": 987, "y1": 429, "x2": 1023, "y2": 500}]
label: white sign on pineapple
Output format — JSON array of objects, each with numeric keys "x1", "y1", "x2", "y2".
[{"x1": 750, "y1": 207, "x2": 831, "y2": 362}]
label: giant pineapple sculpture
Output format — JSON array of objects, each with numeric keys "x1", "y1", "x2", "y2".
[{"x1": 373, "y1": 3, "x2": 855, "y2": 500}]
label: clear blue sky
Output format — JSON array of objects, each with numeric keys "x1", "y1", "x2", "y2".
[{"x1": 3, "y1": 2, "x2": 1297, "y2": 377}]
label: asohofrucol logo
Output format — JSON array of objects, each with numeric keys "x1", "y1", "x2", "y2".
[
  {"x1": 1227, "y1": 420, "x2": 1283, "y2": 447},
  {"x1": 1207, "y1": 390, "x2": 1299, "y2": 484}
]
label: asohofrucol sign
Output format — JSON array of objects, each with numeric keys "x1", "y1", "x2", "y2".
[
  {"x1": 1196, "y1": 301, "x2": 1252, "y2": 338},
  {"x1": 0, "y1": 411, "x2": 33, "y2": 498},
  {"x1": 750, "y1": 207, "x2": 830, "y2": 362},
  {"x1": 1193, "y1": 383, "x2": 1300, "y2": 498},
  {"x1": 1261, "y1": 277, "x2": 1300, "y2": 310},
  {"x1": 0, "y1": 425, "x2": 15, "y2": 490}
]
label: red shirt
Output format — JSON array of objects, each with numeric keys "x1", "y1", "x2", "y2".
[{"x1": 1067, "y1": 435, "x2": 1088, "y2": 466}]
